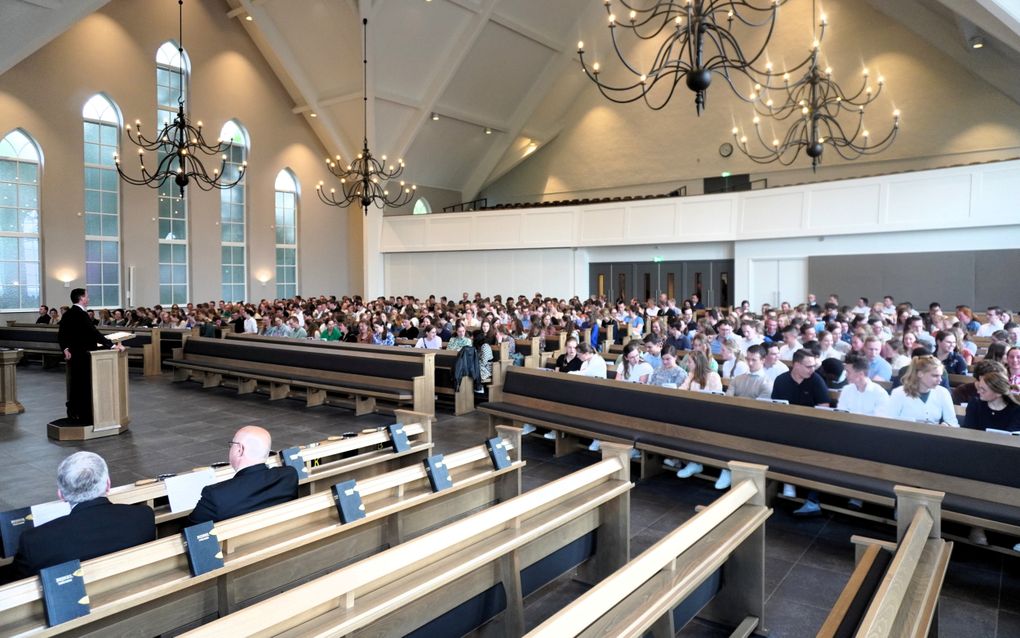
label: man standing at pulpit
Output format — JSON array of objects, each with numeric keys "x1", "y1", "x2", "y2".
[{"x1": 57, "y1": 288, "x2": 122, "y2": 423}]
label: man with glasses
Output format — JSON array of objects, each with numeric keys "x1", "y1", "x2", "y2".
[{"x1": 188, "y1": 425, "x2": 298, "y2": 524}]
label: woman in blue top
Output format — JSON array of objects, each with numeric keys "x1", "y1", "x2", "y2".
[{"x1": 934, "y1": 330, "x2": 968, "y2": 376}]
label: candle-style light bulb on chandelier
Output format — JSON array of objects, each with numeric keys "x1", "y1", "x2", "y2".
[
  {"x1": 317, "y1": 18, "x2": 415, "y2": 214},
  {"x1": 114, "y1": 0, "x2": 245, "y2": 197},
  {"x1": 577, "y1": 0, "x2": 798, "y2": 115},
  {"x1": 731, "y1": 2, "x2": 900, "y2": 170}
]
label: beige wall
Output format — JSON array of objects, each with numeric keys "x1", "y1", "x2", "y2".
[
  {"x1": 0, "y1": 0, "x2": 358, "y2": 313},
  {"x1": 481, "y1": 0, "x2": 1020, "y2": 204}
]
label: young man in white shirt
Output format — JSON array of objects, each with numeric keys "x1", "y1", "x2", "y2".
[
  {"x1": 777, "y1": 325, "x2": 802, "y2": 362},
  {"x1": 837, "y1": 353, "x2": 890, "y2": 416},
  {"x1": 762, "y1": 343, "x2": 789, "y2": 382}
]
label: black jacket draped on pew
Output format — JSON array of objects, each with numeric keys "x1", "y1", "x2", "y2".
[
  {"x1": 5, "y1": 497, "x2": 155, "y2": 582},
  {"x1": 452, "y1": 346, "x2": 481, "y2": 392},
  {"x1": 187, "y1": 464, "x2": 299, "y2": 525}
]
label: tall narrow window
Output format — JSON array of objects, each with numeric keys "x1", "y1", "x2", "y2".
[
  {"x1": 0, "y1": 130, "x2": 42, "y2": 311},
  {"x1": 156, "y1": 41, "x2": 190, "y2": 304},
  {"x1": 220, "y1": 120, "x2": 248, "y2": 301},
  {"x1": 274, "y1": 169, "x2": 298, "y2": 299},
  {"x1": 82, "y1": 94, "x2": 121, "y2": 308}
]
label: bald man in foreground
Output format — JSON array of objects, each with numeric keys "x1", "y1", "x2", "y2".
[{"x1": 187, "y1": 425, "x2": 299, "y2": 525}]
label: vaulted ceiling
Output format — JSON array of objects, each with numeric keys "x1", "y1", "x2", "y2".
[{"x1": 3, "y1": 0, "x2": 1020, "y2": 201}]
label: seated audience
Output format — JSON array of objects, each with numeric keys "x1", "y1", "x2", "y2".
[
  {"x1": 445, "y1": 322, "x2": 472, "y2": 351},
  {"x1": 414, "y1": 324, "x2": 442, "y2": 349},
  {"x1": 616, "y1": 342, "x2": 653, "y2": 383},
  {"x1": 963, "y1": 364, "x2": 1020, "y2": 432},
  {"x1": 570, "y1": 342, "x2": 607, "y2": 378},
  {"x1": 188, "y1": 426, "x2": 299, "y2": 524},
  {"x1": 1008, "y1": 347, "x2": 1020, "y2": 390},
  {"x1": 725, "y1": 344, "x2": 773, "y2": 400},
  {"x1": 934, "y1": 330, "x2": 968, "y2": 376},
  {"x1": 5, "y1": 452, "x2": 155, "y2": 582},
  {"x1": 762, "y1": 342, "x2": 789, "y2": 382},
  {"x1": 649, "y1": 345, "x2": 688, "y2": 387},
  {"x1": 864, "y1": 335, "x2": 892, "y2": 381},
  {"x1": 680, "y1": 350, "x2": 722, "y2": 392},
  {"x1": 836, "y1": 353, "x2": 891, "y2": 416},
  {"x1": 771, "y1": 349, "x2": 831, "y2": 408},
  {"x1": 880, "y1": 355, "x2": 958, "y2": 425},
  {"x1": 553, "y1": 336, "x2": 582, "y2": 373},
  {"x1": 719, "y1": 336, "x2": 749, "y2": 380}
]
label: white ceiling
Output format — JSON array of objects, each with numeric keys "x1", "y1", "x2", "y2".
[{"x1": 3, "y1": 0, "x2": 1020, "y2": 201}]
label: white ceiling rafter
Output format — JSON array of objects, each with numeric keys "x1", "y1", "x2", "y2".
[
  {"x1": 18, "y1": 0, "x2": 61, "y2": 9},
  {"x1": 386, "y1": 0, "x2": 500, "y2": 164},
  {"x1": 235, "y1": 0, "x2": 356, "y2": 163},
  {"x1": 460, "y1": 8, "x2": 594, "y2": 199}
]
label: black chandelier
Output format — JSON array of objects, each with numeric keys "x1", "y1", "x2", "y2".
[
  {"x1": 317, "y1": 18, "x2": 415, "y2": 214},
  {"x1": 577, "y1": 0, "x2": 795, "y2": 115},
  {"x1": 115, "y1": 0, "x2": 245, "y2": 197},
  {"x1": 731, "y1": 5, "x2": 900, "y2": 169}
]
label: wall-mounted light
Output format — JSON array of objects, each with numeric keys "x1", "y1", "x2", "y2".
[
  {"x1": 309, "y1": 112, "x2": 317, "y2": 118},
  {"x1": 245, "y1": 14, "x2": 253, "y2": 22},
  {"x1": 56, "y1": 269, "x2": 77, "y2": 288},
  {"x1": 255, "y1": 271, "x2": 272, "y2": 286}
]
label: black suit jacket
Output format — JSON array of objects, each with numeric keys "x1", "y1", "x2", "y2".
[
  {"x1": 187, "y1": 464, "x2": 299, "y2": 525},
  {"x1": 9, "y1": 497, "x2": 155, "y2": 581},
  {"x1": 57, "y1": 305, "x2": 113, "y2": 355}
]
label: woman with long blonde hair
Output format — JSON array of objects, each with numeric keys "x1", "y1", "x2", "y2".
[{"x1": 880, "y1": 355, "x2": 957, "y2": 425}]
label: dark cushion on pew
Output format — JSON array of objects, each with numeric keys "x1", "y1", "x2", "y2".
[
  {"x1": 182, "y1": 339, "x2": 422, "y2": 380},
  {"x1": 0, "y1": 328, "x2": 59, "y2": 343},
  {"x1": 500, "y1": 371, "x2": 1020, "y2": 490}
]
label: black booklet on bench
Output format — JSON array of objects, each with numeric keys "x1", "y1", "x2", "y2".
[
  {"x1": 0, "y1": 506, "x2": 32, "y2": 558},
  {"x1": 182, "y1": 520, "x2": 224, "y2": 576},
  {"x1": 39, "y1": 559, "x2": 90, "y2": 626},
  {"x1": 423, "y1": 454, "x2": 453, "y2": 492},
  {"x1": 279, "y1": 447, "x2": 309, "y2": 479},
  {"x1": 387, "y1": 424, "x2": 411, "y2": 453},
  {"x1": 485, "y1": 437, "x2": 512, "y2": 471},
  {"x1": 331, "y1": 479, "x2": 367, "y2": 524}
]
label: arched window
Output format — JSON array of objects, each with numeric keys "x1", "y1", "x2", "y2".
[
  {"x1": 82, "y1": 94, "x2": 121, "y2": 308},
  {"x1": 412, "y1": 197, "x2": 431, "y2": 215},
  {"x1": 0, "y1": 129, "x2": 42, "y2": 311},
  {"x1": 156, "y1": 41, "x2": 190, "y2": 304},
  {"x1": 274, "y1": 169, "x2": 299, "y2": 299},
  {"x1": 220, "y1": 120, "x2": 248, "y2": 301}
]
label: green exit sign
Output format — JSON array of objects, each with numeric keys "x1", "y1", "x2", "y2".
[{"x1": 653, "y1": 256, "x2": 664, "y2": 263}]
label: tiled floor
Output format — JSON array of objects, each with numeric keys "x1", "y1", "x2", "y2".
[{"x1": 2, "y1": 364, "x2": 1018, "y2": 636}]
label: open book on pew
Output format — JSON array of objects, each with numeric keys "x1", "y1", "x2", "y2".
[{"x1": 104, "y1": 331, "x2": 135, "y2": 343}]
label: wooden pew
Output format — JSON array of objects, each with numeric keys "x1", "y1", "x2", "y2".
[
  {"x1": 819, "y1": 486, "x2": 952, "y2": 638},
  {"x1": 169, "y1": 336, "x2": 434, "y2": 416},
  {"x1": 223, "y1": 332, "x2": 508, "y2": 416},
  {"x1": 0, "y1": 428, "x2": 524, "y2": 637},
  {"x1": 0, "y1": 324, "x2": 162, "y2": 375},
  {"x1": 514, "y1": 336, "x2": 543, "y2": 368},
  {"x1": 526, "y1": 461, "x2": 771, "y2": 638},
  {"x1": 481, "y1": 367, "x2": 1020, "y2": 547},
  {"x1": 0, "y1": 411, "x2": 433, "y2": 545},
  {"x1": 178, "y1": 443, "x2": 635, "y2": 638}
]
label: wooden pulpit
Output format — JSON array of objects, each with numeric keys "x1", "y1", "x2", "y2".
[{"x1": 47, "y1": 335, "x2": 132, "y2": 441}]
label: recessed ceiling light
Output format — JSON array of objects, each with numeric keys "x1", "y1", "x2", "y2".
[
  {"x1": 484, "y1": 127, "x2": 492, "y2": 135},
  {"x1": 309, "y1": 112, "x2": 317, "y2": 118},
  {"x1": 431, "y1": 112, "x2": 439, "y2": 121},
  {"x1": 245, "y1": 14, "x2": 253, "y2": 21},
  {"x1": 970, "y1": 35, "x2": 985, "y2": 49}
]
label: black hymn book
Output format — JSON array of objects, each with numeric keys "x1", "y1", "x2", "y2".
[{"x1": 39, "y1": 559, "x2": 90, "y2": 626}]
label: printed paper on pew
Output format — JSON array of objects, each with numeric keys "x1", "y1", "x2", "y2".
[
  {"x1": 30, "y1": 501, "x2": 71, "y2": 526},
  {"x1": 165, "y1": 468, "x2": 216, "y2": 513},
  {"x1": 105, "y1": 331, "x2": 134, "y2": 343}
]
